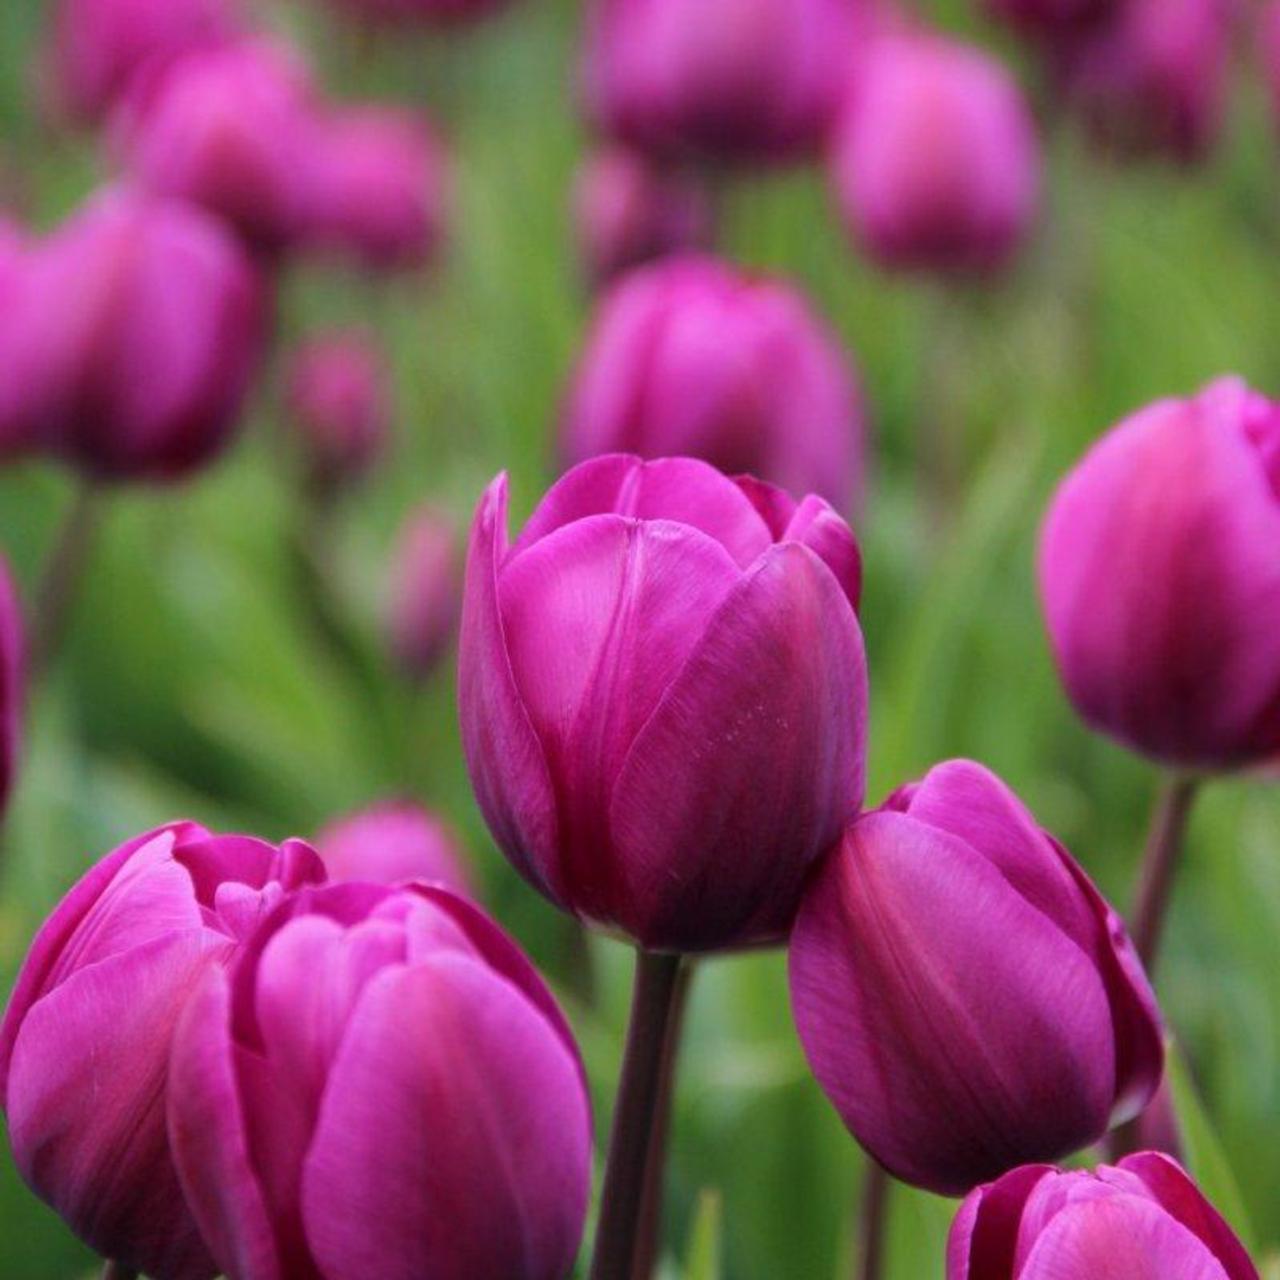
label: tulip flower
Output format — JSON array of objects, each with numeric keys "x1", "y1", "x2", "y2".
[
  {"x1": 0, "y1": 221, "x2": 41, "y2": 458},
  {"x1": 948, "y1": 1153, "x2": 1258, "y2": 1279},
  {"x1": 0, "y1": 823, "x2": 325, "y2": 1279},
  {"x1": 460, "y1": 453, "x2": 866, "y2": 953},
  {"x1": 582, "y1": 0, "x2": 853, "y2": 166},
  {"x1": 168, "y1": 881, "x2": 592, "y2": 1280},
  {"x1": 46, "y1": 0, "x2": 241, "y2": 125},
  {"x1": 303, "y1": 105, "x2": 450, "y2": 272},
  {"x1": 113, "y1": 38, "x2": 323, "y2": 254},
  {"x1": 284, "y1": 331, "x2": 390, "y2": 493},
  {"x1": 315, "y1": 799, "x2": 474, "y2": 896},
  {"x1": 789, "y1": 759, "x2": 1163, "y2": 1195},
  {"x1": 573, "y1": 147, "x2": 712, "y2": 285},
  {"x1": 1039, "y1": 377, "x2": 1280, "y2": 771},
  {"x1": 562, "y1": 256, "x2": 865, "y2": 510},
  {"x1": 15, "y1": 187, "x2": 264, "y2": 481},
  {"x1": 830, "y1": 30, "x2": 1041, "y2": 275},
  {"x1": 0, "y1": 555, "x2": 24, "y2": 815},
  {"x1": 387, "y1": 505, "x2": 460, "y2": 682}
]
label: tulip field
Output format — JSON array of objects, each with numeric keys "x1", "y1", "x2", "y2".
[{"x1": 3, "y1": 0, "x2": 1280, "y2": 1278}]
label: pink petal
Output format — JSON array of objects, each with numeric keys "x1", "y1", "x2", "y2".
[
  {"x1": 781, "y1": 493, "x2": 862, "y2": 609},
  {"x1": 947, "y1": 1164, "x2": 1055, "y2": 1280}
]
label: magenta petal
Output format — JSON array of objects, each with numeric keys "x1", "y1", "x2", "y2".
[
  {"x1": 300, "y1": 957, "x2": 591, "y2": 1280},
  {"x1": 782, "y1": 493, "x2": 862, "y2": 610},
  {"x1": 947, "y1": 1164, "x2": 1055, "y2": 1280},
  {"x1": 8, "y1": 933, "x2": 223, "y2": 1279},
  {"x1": 789, "y1": 812, "x2": 1117, "y2": 1195},
  {"x1": 610, "y1": 541, "x2": 866, "y2": 950}
]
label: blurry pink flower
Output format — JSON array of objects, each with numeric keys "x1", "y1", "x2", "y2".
[{"x1": 387, "y1": 505, "x2": 461, "y2": 682}]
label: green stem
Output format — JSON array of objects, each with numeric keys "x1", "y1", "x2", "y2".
[{"x1": 856, "y1": 1162, "x2": 890, "y2": 1280}]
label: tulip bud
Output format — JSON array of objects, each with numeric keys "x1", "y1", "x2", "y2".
[
  {"x1": 562, "y1": 256, "x2": 865, "y2": 510},
  {"x1": 302, "y1": 105, "x2": 449, "y2": 272},
  {"x1": 113, "y1": 38, "x2": 323, "y2": 254},
  {"x1": 460, "y1": 454, "x2": 867, "y2": 953},
  {"x1": 284, "y1": 330, "x2": 391, "y2": 493},
  {"x1": 582, "y1": 0, "x2": 853, "y2": 165},
  {"x1": 0, "y1": 555, "x2": 24, "y2": 816},
  {"x1": 948, "y1": 1153, "x2": 1257, "y2": 1279},
  {"x1": 168, "y1": 882, "x2": 592, "y2": 1279},
  {"x1": 316, "y1": 799, "x2": 474, "y2": 896},
  {"x1": 1039, "y1": 377, "x2": 1280, "y2": 770},
  {"x1": 387, "y1": 505, "x2": 460, "y2": 682},
  {"x1": 573, "y1": 147, "x2": 713, "y2": 286},
  {"x1": 18, "y1": 187, "x2": 264, "y2": 481},
  {"x1": 0, "y1": 823, "x2": 325, "y2": 1279},
  {"x1": 830, "y1": 31, "x2": 1040, "y2": 275},
  {"x1": 789, "y1": 759, "x2": 1163, "y2": 1194},
  {"x1": 1055, "y1": 0, "x2": 1232, "y2": 163},
  {"x1": 47, "y1": 0, "x2": 241, "y2": 125}
]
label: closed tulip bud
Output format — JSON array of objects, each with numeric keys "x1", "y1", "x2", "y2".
[
  {"x1": 1039, "y1": 377, "x2": 1280, "y2": 770},
  {"x1": 789, "y1": 759, "x2": 1163, "y2": 1195},
  {"x1": 168, "y1": 882, "x2": 592, "y2": 1280},
  {"x1": 114, "y1": 39, "x2": 323, "y2": 254},
  {"x1": 284, "y1": 331, "x2": 390, "y2": 492},
  {"x1": 948, "y1": 1153, "x2": 1257, "y2": 1279},
  {"x1": 582, "y1": 0, "x2": 853, "y2": 165},
  {"x1": 0, "y1": 555, "x2": 24, "y2": 816},
  {"x1": 19, "y1": 187, "x2": 264, "y2": 481},
  {"x1": 460, "y1": 454, "x2": 867, "y2": 953},
  {"x1": 47, "y1": 0, "x2": 241, "y2": 125},
  {"x1": 562, "y1": 256, "x2": 865, "y2": 509},
  {"x1": 830, "y1": 31, "x2": 1041, "y2": 275},
  {"x1": 302, "y1": 106, "x2": 449, "y2": 272},
  {"x1": 316, "y1": 799, "x2": 474, "y2": 896},
  {"x1": 573, "y1": 148, "x2": 712, "y2": 285},
  {"x1": 0, "y1": 823, "x2": 325, "y2": 1279},
  {"x1": 388, "y1": 505, "x2": 460, "y2": 682}
]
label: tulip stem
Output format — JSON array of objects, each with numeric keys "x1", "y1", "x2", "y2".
[
  {"x1": 29, "y1": 481, "x2": 101, "y2": 682},
  {"x1": 100, "y1": 1264, "x2": 138, "y2": 1280},
  {"x1": 855, "y1": 1162, "x2": 889, "y2": 1280},
  {"x1": 590, "y1": 949, "x2": 686, "y2": 1280},
  {"x1": 1129, "y1": 774, "x2": 1200, "y2": 972}
]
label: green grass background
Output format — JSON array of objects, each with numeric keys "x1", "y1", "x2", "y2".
[{"x1": 2, "y1": 1, "x2": 1280, "y2": 1276}]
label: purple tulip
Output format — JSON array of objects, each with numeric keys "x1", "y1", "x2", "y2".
[
  {"x1": 582, "y1": 0, "x2": 854, "y2": 165},
  {"x1": 948, "y1": 1153, "x2": 1258, "y2": 1279},
  {"x1": 788, "y1": 759, "x2": 1163, "y2": 1195},
  {"x1": 573, "y1": 147, "x2": 713, "y2": 286},
  {"x1": 1039, "y1": 377, "x2": 1280, "y2": 770},
  {"x1": 315, "y1": 799, "x2": 474, "y2": 896},
  {"x1": 830, "y1": 30, "x2": 1041, "y2": 275},
  {"x1": 46, "y1": 0, "x2": 241, "y2": 125},
  {"x1": 168, "y1": 881, "x2": 592, "y2": 1280},
  {"x1": 459, "y1": 454, "x2": 867, "y2": 953},
  {"x1": 0, "y1": 555, "x2": 24, "y2": 816},
  {"x1": 387, "y1": 505, "x2": 460, "y2": 682},
  {"x1": 0, "y1": 222, "x2": 41, "y2": 458},
  {"x1": 284, "y1": 331, "x2": 390, "y2": 492},
  {"x1": 113, "y1": 39, "x2": 323, "y2": 254},
  {"x1": 562, "y1": 256, "x2": 865, "y2": 509},
  {"x1": 302, "y1": 105, "x2": 450, "y2": 272},
  {"x1": 0, "y1": 823, "x2": 325, "y2": 1279}
]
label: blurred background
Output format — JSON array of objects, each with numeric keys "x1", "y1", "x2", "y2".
[{"x1": 1, "y1": 0, "x2": 1279, "y2": 1276}]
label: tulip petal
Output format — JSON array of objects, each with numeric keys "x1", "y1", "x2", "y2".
[
  {"x1": 947, "y1": 1164, "x2": 1054, "y2": 1280},
  {"x1": 789, "y1": 811, "x2": 1117, "y2": 1195},
  {"x1": 781, "y1": 493, "x2": 862, "y2": 609},
  {"x1": 611, "y1": 541, "x2": 866, "y2": 950},
  {"x1": 301, "y1": 956, "x2": 591, "y2": 1280}
]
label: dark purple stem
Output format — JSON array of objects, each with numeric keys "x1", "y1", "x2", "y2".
[
  {"x1": 1129, "y1": 774, "x2": 1201, "y2": 972},
  {"x1": 856, "y1": 1162, "x2": 890, "y2": 1280}
]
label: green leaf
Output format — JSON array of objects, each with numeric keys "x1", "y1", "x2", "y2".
[{"x1": 684, "y1": 1189, "x2": 723, "y2": 1280}]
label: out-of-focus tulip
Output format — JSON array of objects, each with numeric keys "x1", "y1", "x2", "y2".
[
  {"x1": 15, "y1": 187, "x2": 263, "y2": 481},
  {"x1": 388, "y1": 505, "x2": 460, "y2": 682},
  {"x1": 113, "y1": 39, "x2": 322, "y2": 254},
  {"x1": 1039, "y1": 377, "x2": 1280, "y2": 770},
  {"x1": 573, "y1": 147, "x2": 712, "y2": 285},
  {"x1": 0, "y1": 556, "x2": 24, "y2": 815},
  {"x1": 948, "y1": 1153, "x2": 1258, "y2": 1279},
  {"x1": 459, "y1": 454, "x2": 867, "y2": 953},
  {"x1": 321, "y1": 0, "x2": 515, "y2": 25},
  {"x1": 285, "y1": 331, "x2": 390, "y2": 492},
  {"x1": 47, "y1": 0, "x2": 240, "y2": 125},
  {"x1": 303, "y1": 105, "x2": 449, "y2": 272},
  {"x1": 0, "y1": 824, "x2": 325, "y2": 1279},
  {"x1": 583, "y1": 0, "x2": 853, "y2": 165},
  {"x1": 316, "y1": 799, "x2": 474, "y2": 895},
  {"x1": 789, "y1": 759, "x2": 1163, "y2": 1195},
  {"x1": 1055, "y1": 0, "x2": 1233, "y2": 163},
  {"x1": 168, "y1": 881, "x2": 592, "y2": 1279},
  {"x1": 562, "y1": 256, "x2": 864, "y2": 509},
  {"x1": 830, "y1": 31, "x2": 1041, "y2": 274},
  {"x1": 0, "y1": 221, "x2": 40, "y2": 457}
]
